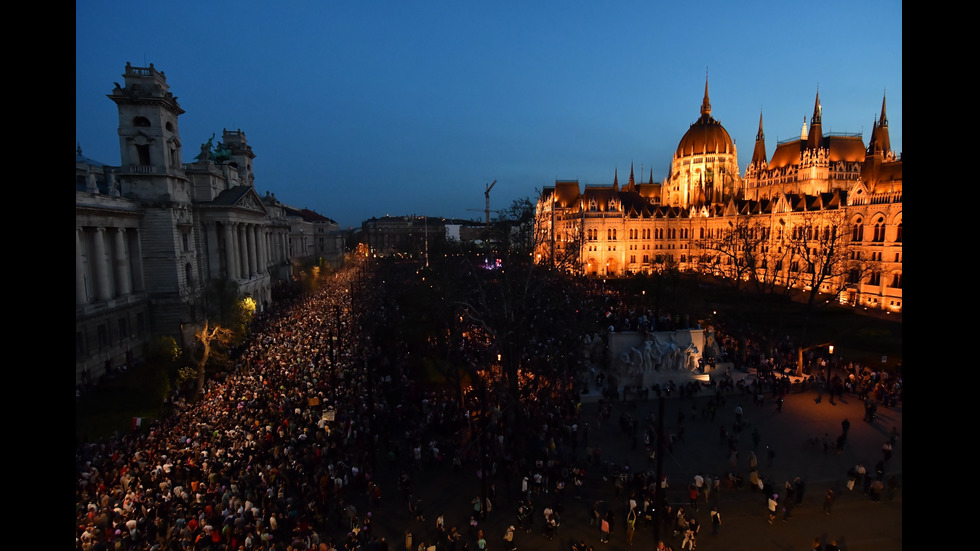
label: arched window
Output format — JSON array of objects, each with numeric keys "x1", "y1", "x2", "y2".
[
  {"x1": 852, "y1": 219, "x2": 863, "y2": 241},
  {"x1": 895, "y1": 222, "x2": 902, "y2": 242},
  {"x1": 873, "y1": 217, "x2": 885, "y2": 242},
  {"x1": 133, "y1": 116, "x2": 151, "y2": 127}
]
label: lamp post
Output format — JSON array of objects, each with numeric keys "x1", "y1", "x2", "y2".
[
  {"x1": 796, "y1": 341, "x2": 833, "y2": 378},
  {"x1": 827, "y1": 345, "x2": 835, "y2": 384}
]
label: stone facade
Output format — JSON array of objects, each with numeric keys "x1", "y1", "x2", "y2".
[
  {"x1": 75, "y1": 63, "x2": 341, "y2": 386},
  {"x1": 535, "y1": 84, "x2": 902, "y2": 313}
]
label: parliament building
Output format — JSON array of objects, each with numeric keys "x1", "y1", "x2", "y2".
[{"x1": 535, "y1": 81, "x2": 902, "y2": 313}]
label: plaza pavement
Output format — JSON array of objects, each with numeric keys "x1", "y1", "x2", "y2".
[{"x1": 337, "y1": 368, "x2": 901, "y2": 551}]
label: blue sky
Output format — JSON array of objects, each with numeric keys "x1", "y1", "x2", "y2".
[{"x1": 76, "y1": 1, "x2": 902, "y2": 230}]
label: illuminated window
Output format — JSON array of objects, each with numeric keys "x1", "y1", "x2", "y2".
[
  {"x1": 852, "y1": 219, "x2": 864, "y2": 241},
  {"x1": 873, "y1": 218, "x2": 885, "y2": 242}
]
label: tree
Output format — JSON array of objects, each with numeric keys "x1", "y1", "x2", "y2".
[
  {"x1": 785, "y1": 209, "x2": 879, "y2": 310},
  {"x1": 190, "y1": 321, "x2": 235, "y2": 397},
  {"x1": 748, "y1": 219, "x2": 797, "y2": 297},
  {"x1": 532, "y1": 191, "x2": 585, "y2": 274},
  {"x1": 694, "y1": 216, "x2": 764, "y2": 291},
  {"x1": 782, "y1": 209, "x2": 880, "y2": 373},
  {"x1": 147, "y1": 335, "x2": 181, "y2": 365}
]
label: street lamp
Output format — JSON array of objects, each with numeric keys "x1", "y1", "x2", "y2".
[
  {"x1": 796, "y1": 341, "x2": 834, "y2": 378},
  {"x1": 827, "y1": 345, "x2": 835, "y2": 382}
]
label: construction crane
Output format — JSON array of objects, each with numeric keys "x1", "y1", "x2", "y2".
[{"x1": 466, "y1": 179, "x2": 498, "y2": 228}]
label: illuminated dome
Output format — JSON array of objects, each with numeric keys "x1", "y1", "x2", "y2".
[
  {"x1": 664, "y1": 79, "x2": 741, "y2": 209},
  {"x1": 675, "y1": 81, "x2": 735, "y2": 157}
]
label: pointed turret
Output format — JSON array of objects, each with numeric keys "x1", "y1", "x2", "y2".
[
  {"x1": 750, "y1": 111, "x2": 768, "y2": 169},
  {"x1": 613, "y1": 168, "x2": 619, "y2": 191},
  {"x1": 700, "y1": 73, "x2": 712, "y2": 118},
  {"x1": 867, "y1": 93, "x2": 891, "y2": 156},
  {"x1": 627, "y1": 162, "x2": 636, "y2": 192},
  {"x1": 879, "y1": 93, "x2": 888, "y2": 128},
  {"x1": 807, "y1": 89, "x2": 823, "y2": 150},
  {"x1": 863, "y1": 92, "x2": 894, "y2": 188}
]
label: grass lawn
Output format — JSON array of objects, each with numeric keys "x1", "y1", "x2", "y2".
[
  {"x1": 697, "y1": 281, "x2": 902, "y2": 370},
  {"x1": 75, "y1": 363, "x2": 172, "y2": 445}
]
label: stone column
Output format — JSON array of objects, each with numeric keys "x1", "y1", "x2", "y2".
[
  {"x1": 246, "y1": 223, "x2": 257, "y2": 277},
  {"x1": 205, "y1": 221, "x2": 221, "y2": 279},
  {"x1": 114, "y1": 228, "x2": 132, "y2": 296},
  {"x1": 281, "y1": 230, "x2": 289, "y2": 264},
  {"x1": 93, "y1": 227, "x2": 113, "y2": 301},
  {"x1": 224, "y1": 223, "x2": 238, "y2": 280},
  {"x1": 257, "y1": 227, "x2": 268, "y2": 275},
  {"x1": 238, "y1": 223, "x2": 249, "y2": 279},
  {"x1": 130, "y1": 229, "x2": 145, "y2": 293},
  {"x1": 76, "y1": 228, "x2": 88, "y2": 305}
]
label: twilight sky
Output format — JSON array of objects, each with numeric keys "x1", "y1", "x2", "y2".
[{"x1": 76, "y1": 1, "x2": 902, "y2": 230}]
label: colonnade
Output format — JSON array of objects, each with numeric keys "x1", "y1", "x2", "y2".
[
  {"x1": 210, "y1": 220, "x2": 289, "y2": 281},
  {"x1": 76, "y1": 219, "x2": 291, "y2": 308},
  {"x1": 76, "y1": 225, "x2": 144, "y2": 306}
]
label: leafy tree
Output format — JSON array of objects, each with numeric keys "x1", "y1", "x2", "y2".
[{"x1": 147, "y1": 335, "x2": 181, "y2": 365}]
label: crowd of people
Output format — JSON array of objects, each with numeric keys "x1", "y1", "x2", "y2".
[
  {"x1": 75, "y1": 260, "x2": 608, "y2": 551},
  {"x1": 76, "y1": 262, "x2": 901, "y2": 551}
]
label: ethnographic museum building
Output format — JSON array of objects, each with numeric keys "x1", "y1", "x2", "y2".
[
  {"x1": 535, "y1": 81, "x2": 902, "y2": 313},
  {"x1": 76, "y1": 63, "x2": 341, "y2": 386}
]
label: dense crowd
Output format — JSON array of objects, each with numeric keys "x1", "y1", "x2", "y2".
[
  {"x1": 76, "y1": 263, "x2": 900, "y2": 551},
  {"x1": 76, "y1": 261, "x2": 601, "y2": 551}
]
